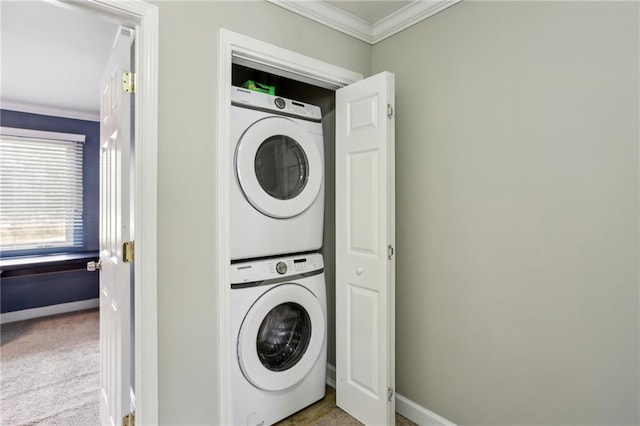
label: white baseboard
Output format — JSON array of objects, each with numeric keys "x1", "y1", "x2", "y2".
[
  {"x1": 327, "y1": 363, "x2": 455, "y2": 425},
  {"x1": 396, "y1": 393, "x2": 456, "y2": 425},
  {"x1": 0, "y1": 299, "x2": 99, "y2": 324}
]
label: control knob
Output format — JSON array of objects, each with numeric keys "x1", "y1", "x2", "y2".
[
  {"x1": 276, "y1": 262, "x2": 287, "y2": 275},
  {"x1": 274, "y1": 97, "x2": 286, "y2": 109}
]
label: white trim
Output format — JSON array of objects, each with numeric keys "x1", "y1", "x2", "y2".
[
  {"x1": 218, "y1": 29, "x2": 362, "y2": 426},
  {"x1": 57, "y1": 1, "x2": 159, "y2": 425},
  {"x1": 0, "y1": 100, "x2": 100, "y2": 122},
  {"x1": 396, "y1": 393, "x2": 457, "y2": 426},
  {"x1": 372, "y1": 0, "x2": 461, "y2": 44},
  {"x1": 217, "y1": 30, "x2": 234, "y2": 426},
  {"x1": 130, "y1": 6, "x2": 160, "y2": 424},
  {"x1": 129, "y1": 3, "x2": 160, "y2": 425},
  {"x1": 0, "y1": 299, "x2": 99, "y2": 324},
  {"x1": 326, "y1": 363, "x2": 336, "y2": 389},
  {"x1": 228, "y1": 32, "x2": 361, "y2": 90},
  {"x1": 266, "y1": 0, "x2": 461, "y2": 45},
  {"x1": 0, "y1": 126, "x2": 86, "y2": 143},
  {"x1": 266, "y1": 0, "x2": 372, "y2": 44}
]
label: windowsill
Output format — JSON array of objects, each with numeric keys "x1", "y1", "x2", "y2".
[{"x1": 0, "y1": 251, "x2": 99, "y2": 276}]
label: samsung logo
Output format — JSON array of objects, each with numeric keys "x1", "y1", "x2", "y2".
[{"x1": 237, "y1": 265, "x2": 252, "y2": 270}]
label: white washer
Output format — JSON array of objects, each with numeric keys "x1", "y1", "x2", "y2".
[
  {"x1": 231, "y1": 87, "x2": 325, "y2": 260},
  {"x1": 231, "y1": 253, "x2": 327, "y2": 426}
]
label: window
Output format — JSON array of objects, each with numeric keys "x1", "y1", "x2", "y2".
[{"x1": 0, "y1": 127, "x2": 84, "y2": 253}]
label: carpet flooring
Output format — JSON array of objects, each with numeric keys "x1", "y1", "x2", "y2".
[
  {"x1": 0, "y1": 310, "x2": 413, "y2": 426},
  {"x1": 0, "y1": 309, "x2": 100, "y2": 426}
]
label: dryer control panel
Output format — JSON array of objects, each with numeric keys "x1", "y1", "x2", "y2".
[
  {"x1": 231, "y1": 86, "x2": 322, "y2": 122},
  {"x1": 231, "y1": 253, "x2": 324, "y2": 285}
]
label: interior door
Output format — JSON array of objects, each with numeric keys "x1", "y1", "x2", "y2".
[
  {"x1": 99, "y1": 27, "x2": 134, "y2": 426},
  {"x1": 335, "y1": 71, "x2": 396, "y2": 425}
]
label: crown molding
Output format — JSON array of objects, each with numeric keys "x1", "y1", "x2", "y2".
[
  {"x1": 266, "y1": 0, "x2": 461, "y2": 45},
  {"x1": 372, "y1": 0, "x2": 461, "y2": 43},
  {"x1": 267, "y1": 0, "x2": 372, "y2": 43},
  {"x1": 0, "y1": 99, "x2": 100, "y2": 121}
]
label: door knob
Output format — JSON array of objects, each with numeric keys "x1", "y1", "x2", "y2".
[{"x1": 87, "y1": 260, "x2": 102, "y2": 272}]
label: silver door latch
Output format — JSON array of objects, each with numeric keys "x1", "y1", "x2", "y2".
[{"x1": 87, "y1": 260, "x2": 102, "y2": 272}]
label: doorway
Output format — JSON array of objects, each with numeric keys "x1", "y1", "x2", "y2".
[
  {"x1": 69, "y1": 1, "x2": 160, "y2": 424},
  {"x1": 216, "y1": 29, "x2": 363, "y2": 423},
  {"x1": 0, "y1": 0, "x2": 159, "y2": 424},
  {"x1": 218, "y1": 30, "x2": 396, "y2": 426},
  {"x1": 232, "y1": 63, "x2": 339, "y2": 373}
]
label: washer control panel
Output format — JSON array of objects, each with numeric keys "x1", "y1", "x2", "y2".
[
  {"x1": 231, "y1": 253, "x2": 323, "y2": 284},
  {"x1": 231, "y1": 86, "x2": 322, "y2": 121}
]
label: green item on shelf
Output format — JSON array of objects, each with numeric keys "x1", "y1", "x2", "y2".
[{"x1": 243, "y1": 80, "x2": 275, "y2": 95}]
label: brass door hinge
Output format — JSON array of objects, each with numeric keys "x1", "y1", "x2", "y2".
[
  {"x1": 123, "y1": 412, "x2": 135, "y2": 426},
  {"x1": 122, "y1": 72, "x2": 136, "y2": 94},
  {"x1": 123, "y1": 241, "x2": 135, "y2": 263}
]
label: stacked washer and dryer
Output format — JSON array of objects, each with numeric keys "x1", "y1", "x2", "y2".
[{"x1": 230, "y1": 86, "x2": 327, "y2": 426}]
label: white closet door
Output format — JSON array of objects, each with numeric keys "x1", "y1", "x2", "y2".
[
  {"x1": 99, "y1": 27, "x2": 134, "y2": 426},
  {"x1": 335, "y1": 71, "x2": 396, "y2": 425}
]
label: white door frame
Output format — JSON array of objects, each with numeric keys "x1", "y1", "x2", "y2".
[
  {"x1": 58, "y1": 1, "x2": 159, "y2": 424},
  {"x1": 216, "y1": 29, "x2": 362, "y2": 424}
]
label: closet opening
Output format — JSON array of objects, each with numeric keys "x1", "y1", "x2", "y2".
[{"x1": 230, "y1": 57, "x2": 335, "y2": 387}]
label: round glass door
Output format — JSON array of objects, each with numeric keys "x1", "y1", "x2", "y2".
[
  {"x1": 236, "y1": 117, "x2": 322, "y2": 219},
  {"x1": 254, "y1": 136, "x2": 309, "y2": 201},
  {"x1": 237, "y1": 284, "x2": 325, "y2": 391},
  {"x1": 256, "y1": 302, "x2": 311, "y2": 372}
]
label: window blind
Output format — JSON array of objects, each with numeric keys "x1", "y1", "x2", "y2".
[{"x1": 0, "y1": 127, "x2": 84, "y2": 252}]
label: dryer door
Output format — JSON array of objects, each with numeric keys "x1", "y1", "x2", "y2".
[
  {"x1": 237, "y1": 283, "x2": 325, "y2": 391},
  {"x1": 235, "y1": 116, "x2": 323, "y2": 219}
]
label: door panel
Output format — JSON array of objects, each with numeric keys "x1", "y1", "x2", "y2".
[
  {"x1": 349, "y1": 151, "x2": 379, "y2": 254},
  {"x1": 348, "y1": 284, "x2": 379, "y2": 395},
  {"x1": 336, "y1": 71, "x2": 395, "y2": 425},
  {"x1": 99, "y1": 27, "x2": 134, "y2": 426}
]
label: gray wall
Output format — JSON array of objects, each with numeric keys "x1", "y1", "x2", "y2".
[
  {"x1": 154, "y1": 2, "x2": 370, "y2": 424},
  {"x1": 373, "y1": 1, "x2": 639, "y2": 424},
  {"x1": 154, "y1": 1, "x2": 639, "y2": 424}
]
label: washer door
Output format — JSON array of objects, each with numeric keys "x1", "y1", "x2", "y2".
[
  {"x1": 236, "y1": 117, "x2": 322, "y2": 219},
  {"x1": 238, "y1": 283, "x2": 325, "y2": 391}
]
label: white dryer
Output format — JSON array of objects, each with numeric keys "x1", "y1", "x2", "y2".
[
  {"x1": 231, "y1": 87, "x2": 324, "y2": 260},
  {"x1": 231, "y1": 253, "x2": 327, "y2": 426}
]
